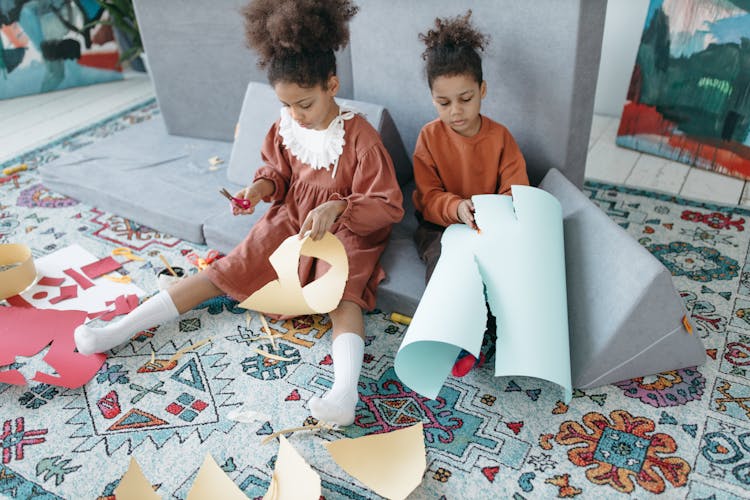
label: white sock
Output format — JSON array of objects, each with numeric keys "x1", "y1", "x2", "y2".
[
  {"x1": 309, "y1": 333, "x2": 364, "y2": 426},
  {"x1": 74, "y1": 290, "x2": 179, "y2": 354}
]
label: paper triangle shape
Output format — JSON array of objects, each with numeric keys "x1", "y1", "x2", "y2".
[
  {"x1": 325, "y1": 423, "x2": 426, "y2": 500},
  {"x1": 187, "y1": 454, "x2": 247, "y2": 500},
  {"x1": 114, "y1": 457, "x2": 160, "y2": 500},
  {"x1": 264, "y1": 435, "x2": 320, "y2": 500},
  {"x1": 239, "y1": 232, "x2": 348, "y2": 316}
]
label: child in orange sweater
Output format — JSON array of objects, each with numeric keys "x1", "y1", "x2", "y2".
[{"x1": 413, "y1": 11, "x2": 529, "y2": 375}]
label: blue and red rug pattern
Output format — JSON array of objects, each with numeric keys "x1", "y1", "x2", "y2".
[{"x1": 0, "y1": 100, "x2": 748, "y2": 498}]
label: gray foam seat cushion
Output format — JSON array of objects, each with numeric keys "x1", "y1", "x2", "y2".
[{"x1": 39, "y1": 116, "x2": 236, "y2": 243}]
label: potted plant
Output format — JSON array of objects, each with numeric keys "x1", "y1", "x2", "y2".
[{"x1": 91, "y1": 0, "x2": 145, "y2": 71}]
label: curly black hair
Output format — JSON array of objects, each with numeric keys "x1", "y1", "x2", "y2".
[
  {"x1": 420, "y1": 10, "x2": 489, "y2": 88},
  {"x1": 242, "y1": 0, "x2": 358, "y2": 88}
]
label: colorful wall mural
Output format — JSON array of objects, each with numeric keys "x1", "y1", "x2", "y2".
[
  {"x1": 617, "y1": 0, "x2": 750, "y2": 181},
  {"x1": 0, "y1": 0, "x2": 123, "y2": 100}
]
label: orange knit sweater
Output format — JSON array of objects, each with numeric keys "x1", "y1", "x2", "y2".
[{"x1": 413, "y1": 115, "x2": 529, "y2": 226}]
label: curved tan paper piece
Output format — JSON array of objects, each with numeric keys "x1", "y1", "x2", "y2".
[
  {"x1": 239, "y1": 232, "x2": 349, "y2": 315},
  {"x1": 114, "y1": 457, "x2": 161, "y2": 500},
  {"x1": 187, "y1": 454, "x2": 247, "y2": 500},
  {"x1": 325, "y1": 423, "x2": 426, "y2": 500},
  {"x1": 0, "y1": 243, "x2": 36, "y2": 300},
  {"x1": 263, "y1": 435, "x2": 321, "y2": 500}
]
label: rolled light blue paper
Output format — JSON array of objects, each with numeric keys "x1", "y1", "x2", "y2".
[{"x1": 395, "y1": 187, "x2": 572, "y2": 403}]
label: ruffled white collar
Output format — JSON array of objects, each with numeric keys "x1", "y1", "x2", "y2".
[{"x1": 279, "y1": 105, "x2": 356, "y2": 178}]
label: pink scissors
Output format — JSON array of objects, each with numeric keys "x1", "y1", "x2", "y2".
[{"x1": 219, "y1": 188, "x2": 253, "y2": 209}]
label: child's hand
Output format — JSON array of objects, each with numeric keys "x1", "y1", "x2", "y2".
[
  {"x1": 232, "y1": 179, "x2": 273, "y2": 216},
  {"x1": 299, "y1": 200, "x2": 347, "y2": 241},
  {"x1": 457, "y1": 199, "x2": 478, "y2": 230}
]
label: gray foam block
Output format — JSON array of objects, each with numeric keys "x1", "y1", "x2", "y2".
[{"x1": 39, "y1": 116, "x2": 234, "y2": 243}]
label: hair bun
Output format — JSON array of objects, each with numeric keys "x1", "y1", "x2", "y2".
[
  {"x1": 419, "y1": 10, "x2": 488, "y2": 57},
  {"x1": 243, "y1": 0, "x2": 358, "y2": 67}
]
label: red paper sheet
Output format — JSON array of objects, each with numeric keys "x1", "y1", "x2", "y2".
[
  {"x1": 64, "y1": 268, "x2": 95, "y2": 290},
  {"x1": 80, "y1": 257, "x2": 122, "y2": 279},
  {"x1": 0, "y1": 307, "x2": 107, "y2": 388}
]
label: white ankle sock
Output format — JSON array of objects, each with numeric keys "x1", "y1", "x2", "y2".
[
  {"x1": 74, "y1": 290, "x2": 179, "y2": 354},
  {"x1": 309, "y1": 332, "x2": 364, "y2": 426}
]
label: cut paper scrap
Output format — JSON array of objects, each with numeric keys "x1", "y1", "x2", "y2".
[
  {"x1": 114, "y1": 457, "x2": 160, "y2": 500},
  {"x1": 239, "y1": 232, "x2": 348, "y2": 315},
  {"x1": 0, "y1": 243, "x2": 36, "y2": 300},
  {"x1": 264, "y1": 435, "x2": 321, "y2": 500},
  {"x1": 0, "y1": 307, "x2": 106, "y2": 388},
  {"x1": 324, "y1": 422, "x2": 426, "y2": 500},
  {"x1": 187, "y1": 454, "x2": 247, "y2": 500},
  {"x1": 395, "y1": 188, "x2": 572, "y2": 403},
  {"x1": 81, "y1": 256, "x2": 123, "y2": 279},
  {"x1": 9, "y1": 244, "x2": 143, "y2": 314},
  {"x1": 88, "y1": 293, "x2": 139, "y2": 321}
]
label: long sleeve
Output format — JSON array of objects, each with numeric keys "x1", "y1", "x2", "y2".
[
  {"x1": 330, "y1": 143, "x2": 404, "y2": 236},
  {"x1": 412, "y1": 135, "x2": 462, "y2": 226},
  {"x1": 496, "y1": 130, "x2": 529, "y2": 195},
  {"x1": 253, "y1": 123, "x2": 292, "y2": 203}
]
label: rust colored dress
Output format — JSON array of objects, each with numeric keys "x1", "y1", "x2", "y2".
[{"x1": 205, "y1": 111, "x2": 404, "y2": 311}]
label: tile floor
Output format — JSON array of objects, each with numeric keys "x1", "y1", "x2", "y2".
[{"x1": 1, "y1": 71, "x2": 747, "y2": 207}]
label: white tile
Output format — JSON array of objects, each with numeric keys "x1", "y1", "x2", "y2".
[
  {"x1": 585, "y1": 139, "x2": 640, "y2": 184},
  {"x1": 597, "y1": 115, "x2": 622, "y2": 145},
  {"x1": 588, "y1": 114, "x2": 615, "y2": 150},
  {"x1": 739, "y1": 181, "x2": 750, "y2": 208},
  {"x1": 680, "y1": 167, "x2": 744, "y2": 205},
  {"x1": 624, "y1": 154, "x2": 690, "y2": 194},
  {"x1": 0, "y1": 77, "x2": 153, "y2": 164}
]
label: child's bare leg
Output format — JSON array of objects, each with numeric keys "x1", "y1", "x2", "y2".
[
  {"x1": 74, "y1": 273, "x2": 223, "y2": 355},
  {"x1": 309, "y1": 300, "x2": 364, "y2": 426}
]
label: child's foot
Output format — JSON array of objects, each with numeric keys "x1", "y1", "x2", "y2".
[
  {"x1": 309, "y1": 393, "x2": 357, "y2": 426},
  {"x1": 309, "y1": 332, "x2": 364, "y2": 426},
  {"x1": 452, "y1": 351, "x2": 486, "y2": 377},
  {"x1": 74, "y1": 323, "x2": 121, "y2": 355},
  {"x1": 73, "y1": 290, "x2": 179, "y2": 355}
]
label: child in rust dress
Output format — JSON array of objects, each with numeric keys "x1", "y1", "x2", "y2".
[{"x1": 75, "y1": 0, "x2": 404, "y2": 426}]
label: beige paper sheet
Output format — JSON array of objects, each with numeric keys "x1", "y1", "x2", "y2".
[
  {"x1": 239, "y1": 232, "x2": 348, "y2": 315},
  {"x1": 325, "y1": 423, "x2": 426, "y2": 500},
  {"x1": 114, "y1": 457, "x2": 160, "y2": 500},
  {"x1": 0, "y1": 243, "x2": 36, "y2": 300},
  {"x1": 187, "y1": 454, "x2": 247, "y2": 500},
  {"x1": 264, "y1": 435, "x2": 321, "y2": 500}
]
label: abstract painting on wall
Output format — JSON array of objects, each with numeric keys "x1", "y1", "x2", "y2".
[
  {"x1": 617, "y1": 0, "x2": 750, "y2": 181},
  {"x1": 0, "y1": 0, "x2": 123, "y2": 100}
]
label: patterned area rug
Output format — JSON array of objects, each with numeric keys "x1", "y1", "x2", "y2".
[{"x1": 0, "y1": 100, "x2": 748, "y2": 499}]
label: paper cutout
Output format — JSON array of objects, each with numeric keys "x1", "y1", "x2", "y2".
[
  {"x1": 0, "y1": 307, "x2": 106, "y2": 388},
  {"x1": 114, "y1": 457, "x2": 160, "y2": 500},
  {"x1": 48, "y1": 284, "x2": 78, "y2": 304},
  {"x1": 395, "y1": 189, "x2": 572, "y2": 402},
  {"x1": 81, "y1": 256, "x2": 122, "y2": 279},
  {"x1": 12, "y1": 245, "x2": 143, "y2": 314},
  {"x1": 88, "y1": 294, "x2": 139, "y2": 321},
  {"x1": 264, "y1": 435, "x2": 321, "y2": 500},
  {"x1": 239, "y1": 232, "x2": 348, "y2": 315},
  {"x1": 325, "y1": 423, "x2": 426, "y2": 500},
  {"x1": 0, "y1": 243, "x2": 36, "y2": 300},
  {"x1": 261, "y1": 423, "x2": 332, "y2": 445},
  {"x1": 187, "y1": 454, "x2": 247, "y2": 500},
  {"x1": 63, "y1": 268, "x2": 95, "y2": 289},
  {"x1": 38, "y1": 276, "x2": 65, "y2": 287}
]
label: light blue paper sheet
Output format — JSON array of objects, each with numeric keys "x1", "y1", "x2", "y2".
[{"x1": 394, "y1": 187, "x2": 572, "y2": 402}]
